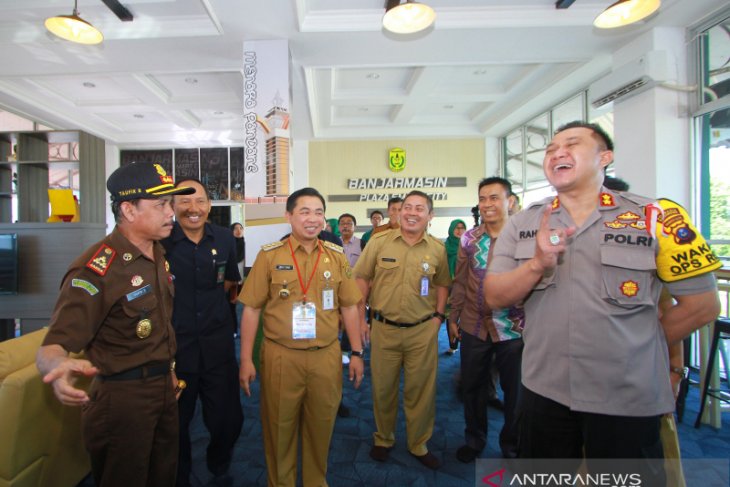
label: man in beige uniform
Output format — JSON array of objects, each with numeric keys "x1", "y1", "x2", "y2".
[
  {"x1": 239, "y1": 187, "x2": 364, "y2": 487},
  {"x1": 355, "y1": 190, "x2": 451, "y2": 469},
  {"x1": 371, "y1": 196, "x2": 402, "y2": 236}
]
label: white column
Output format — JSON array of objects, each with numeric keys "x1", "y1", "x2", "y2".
[{"x1": 611, "y1": 28, "x2": 691, "y2": 205}]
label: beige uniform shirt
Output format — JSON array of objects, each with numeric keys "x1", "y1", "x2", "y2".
[
  {"x1": 240, "y1": 236, "x2": 361, "y2": 349},
  {"x1": 354, "y1": 229, "x2": 451, "y2": 322}
]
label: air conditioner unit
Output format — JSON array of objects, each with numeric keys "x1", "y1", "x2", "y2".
[{"x1": 589, "y1": 50, "x2": 671, "y2": 108}]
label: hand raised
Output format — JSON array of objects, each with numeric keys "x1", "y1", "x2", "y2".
[{"x1": 532, "y1": 205, "x2": 575, "y2": 273}]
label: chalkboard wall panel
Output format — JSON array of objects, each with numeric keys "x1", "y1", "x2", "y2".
[
  {"x1": 174, "y1": 149, "x2": 199, "y2": 179},
  {"x1": 200, "y1": 148, "x2": 229, "y2": 200},
  {"x1": 230, "y1": 147, "x2": 245, "y2": 201},
  {"x1": 120, "y1": 149, "x2": 173, "y2": 174}
]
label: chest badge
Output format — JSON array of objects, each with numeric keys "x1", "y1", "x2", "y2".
[
  {"x1": 123, "y1": 253, "x2": 133, "y2": 262},
  {"x1": 131, "y1": 275, "x2": 144, "y2": 287},
  {"x1": 620, "y1": 280, "x2": 639, "y2": 297},
  {"x1": 136, "y1": 319, "x2": 152, "y2": 339},
  {"x1": 165, "y1": 260, "x2": 170, "y2": 272},
  {"x1": 279, "y1": 280, "x2": 290, "y2": 299},
  {"x1": 212, "y1": 248, "x2": 217, "y2": 256}
]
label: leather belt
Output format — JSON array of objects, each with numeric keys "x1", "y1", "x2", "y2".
[
  {"x1": 372, "y1": 311, "x2": 437, "y2": 328},
  {"x1": 100, "y1": 362, "x2": 171, "y2": 381}
]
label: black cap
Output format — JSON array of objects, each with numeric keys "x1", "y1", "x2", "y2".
[{"x1": 107, "y1": 163, "x2": 195, "y2": 202}]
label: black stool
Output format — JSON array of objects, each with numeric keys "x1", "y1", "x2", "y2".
[{"x1": 694, "y1": 317, "x2": 730, "y2": 428}]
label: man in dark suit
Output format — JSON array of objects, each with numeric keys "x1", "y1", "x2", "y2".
[{"x1": 162, "y1": 178, "x2": 243, "y2": 487}]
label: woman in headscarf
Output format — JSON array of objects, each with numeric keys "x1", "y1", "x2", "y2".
[{"x1": 445, "y1": 219, "x2": 467, "y2": 279}]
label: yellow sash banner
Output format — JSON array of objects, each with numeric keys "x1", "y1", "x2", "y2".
[{"x1": 654, "y1": 198, "x2": 722, "y2": 282}]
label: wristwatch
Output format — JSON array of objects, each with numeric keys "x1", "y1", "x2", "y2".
[
  {"x1": 434, "y1": 312, "x2": 447, "y2": 323},
  {"x1": 670, "y1": 366, "x2": 688, "y2": 379},
  {"x1": 351, "y1": 350, "x2": 365, "y2": 358}
]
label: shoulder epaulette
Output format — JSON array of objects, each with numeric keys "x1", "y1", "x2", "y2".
[
  {"x1": 322, "y1": 241, "x2": 344, "y2": 253},
  {"x1": 430, "y1": 235, "x2": 445, "y2": 247},
  {"x1": 617, "y1": 191, "x2": 656, "y2": 207},
  {"x1": 526, "y1": 195, "x2": 557, "y2": 211},
  {"x1": 86, "y1": 244, "x2": 116, "y2": 276},
  {"x1": 261, "y1": 240, "x2": 284, "y2": 252}
]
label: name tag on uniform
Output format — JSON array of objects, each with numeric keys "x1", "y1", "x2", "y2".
[
  {"x1": 322, "y1": 289, "x2": 334, "y2": 310},
  {"x1": 126, "y1": 284, "x2": 151, "y2": 302},
  {"x1": 276, "y1": 264, "x2": 294, "y2": 271},
  {"x1": 420, "y1": 276, "x2": 429, "y2": 296},
  {"x1": 292, "y1": 301, "x2": 316, "y2": 339},
  {"x1": 216, "y1": 263, "x2": 226, "y2": 284}
]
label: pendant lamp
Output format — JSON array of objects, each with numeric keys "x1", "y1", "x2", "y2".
[
  {"x1": 594, "y1": 0, "x2": 661, "y2": 29},
  {"x1": 382, "y1": 0, "x2": 436, "y2": 35},
  {"x1": 45, "y1": 0, "x2": 104, "y2": 45}
]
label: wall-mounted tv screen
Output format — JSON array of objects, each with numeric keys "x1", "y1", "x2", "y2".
[{"x1": 0, "y1": 234, "x2": 18, "y2": 295}]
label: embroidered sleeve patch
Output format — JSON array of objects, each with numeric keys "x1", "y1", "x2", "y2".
[
  {"x1": 86, "y1": 244, "x2": 116, "y2": 276},
  {"x1": 71, "y1": 278, "x2": 99, "y2": 296},
  {"x1": 654, "y1": 199, "x2": 722, "y2": 282}
]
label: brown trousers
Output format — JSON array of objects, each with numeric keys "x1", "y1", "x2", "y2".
[{"x1": 83, "y1": 374, "x2": 179, "y2": 487}]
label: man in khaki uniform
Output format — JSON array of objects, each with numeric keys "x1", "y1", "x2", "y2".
[
  {"x1": 239, "y1": 187, "x2": 364, "y2": 487},
  {"x1": 371, "y1": 196, "x2": 402, "y2": 236},
  {"x1": 354, "y1": 190, "x2": 451, "y2": 470}
]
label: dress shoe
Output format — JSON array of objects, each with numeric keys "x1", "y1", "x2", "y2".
[
  {"x1": 411, "y1": 451, "x2": 441, "y2": 469},
  {"x1": 456, "y1": 445, "x2": 480, "y2": 463},
  {"x1": 369, "y1": 445, "x2": 392, "y2": 462},
  {"x1": 488, "y1": 397, "x2": 505, "y2": 410}
]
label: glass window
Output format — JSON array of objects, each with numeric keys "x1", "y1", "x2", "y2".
[
  {"x1": 553, "y1": 93, "x2": 585, "y2": 131},
  {"x1": 503, "y1": 128, "x2": 524, "y2": 194},
  {"x1": 702, "y1": 19, "x2": 730, "y2": 105},
  {"x1": 499, "y1": 90, "x2": 611, "y2": 207},
  {"x1": 697, "y1": 107, "x2": 730, "y2": 259}
]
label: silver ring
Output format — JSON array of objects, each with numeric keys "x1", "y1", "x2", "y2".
[{"x1": 549, "y1": 233, "x2": 560, "y2": 246}]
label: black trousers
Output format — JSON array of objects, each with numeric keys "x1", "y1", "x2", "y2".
[
  {"x1": 460, "y1": 332, "x2": 523, "y2": 457},
  {"x1": 519, "y1": 386, "x2": 666, "y2": 485},
  {"x1": 176, "y1": 357, "x2": 244, "y2": 486}
]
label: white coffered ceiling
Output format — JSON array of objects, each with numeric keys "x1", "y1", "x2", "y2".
[{"x1": 0, "y1": 0, "x2": 725, "y2": 147}]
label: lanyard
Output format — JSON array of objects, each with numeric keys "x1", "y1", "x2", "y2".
[{"x1": 288, "y1": 238, "x2": 322, "y2": 303}]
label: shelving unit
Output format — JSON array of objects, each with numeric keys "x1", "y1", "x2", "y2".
[{"x1": 0, "y1": 130, "x2": 105, "y2": 223}]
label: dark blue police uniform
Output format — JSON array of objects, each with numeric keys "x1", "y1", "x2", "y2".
[{"x1": 162, "y1": 222, "x2": 243, "y2": 486}]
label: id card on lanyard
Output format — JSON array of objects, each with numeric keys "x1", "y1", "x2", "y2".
[{"x1": 292, "y1": 301, "x2": 317, "y2": 339}]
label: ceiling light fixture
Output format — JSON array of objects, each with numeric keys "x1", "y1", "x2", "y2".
[
  {"x1": 593, "y1": 0, "x2": 661, "y2": 29},
  {"x1": 382, "y1": 0, "x2": 435, "y2": 35},
  {"x1": 45, "y1": 0, "x2": 104, "y2": 45}
]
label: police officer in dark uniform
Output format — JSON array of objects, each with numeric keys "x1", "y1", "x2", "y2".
[
  {"x1": 162, "y1": 178, "x2": 243, "y2": 487},
  {"x1": 36, "y1": 162, "x2": 194, "y2": 487}
]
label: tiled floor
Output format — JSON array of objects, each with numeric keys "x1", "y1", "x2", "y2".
[{"x1": 80, "y1": 326, "x2": 730, "y2": 486}]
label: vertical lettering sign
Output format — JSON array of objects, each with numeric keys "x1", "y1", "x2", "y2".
[{"x1": 242, "y1": 40, "x2": 290, "y2": 199}]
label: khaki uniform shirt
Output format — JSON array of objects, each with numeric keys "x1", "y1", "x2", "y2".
[
  {"x1": 43, "y1": 227, "x2": 177, "y2": 375},
  {"x1": 488, "y1": 189, "x2": 720, "y2": 416},
  {"x1": 240, "y1": 236, "x2": 361, "y2": 349},
  {"x1": 372, "y1": 220, "x2": 400, "y2": 236},
  {"x1": 354, "y1": 229, "x2": 451, "y2": 322}
]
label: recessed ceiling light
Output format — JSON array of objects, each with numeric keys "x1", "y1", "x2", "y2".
[
  {"x1": 366, "y1": 73, "x2": 380, "y2": 80},
  {"x1": 185, "y1": 77, "x2": 198, "y2": 84},
  {"x1": 358, "y1": 107, "x2": 369, "y2": 112},
  {"x1": 443, "y1": 104, "x2": 454, "y2": 109},
  {"x1": 473, "y1": 69, "x2": 487, "y2": 75},
  {"x1": 213, "y1": 111, "x2": 224, "y2": 115},
  {"x1": 133, "y1": 114, "x2": 144, "y2": 119},
  {"x1": 82, "y1": 82, "x2": 96, "y2": 88}
]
